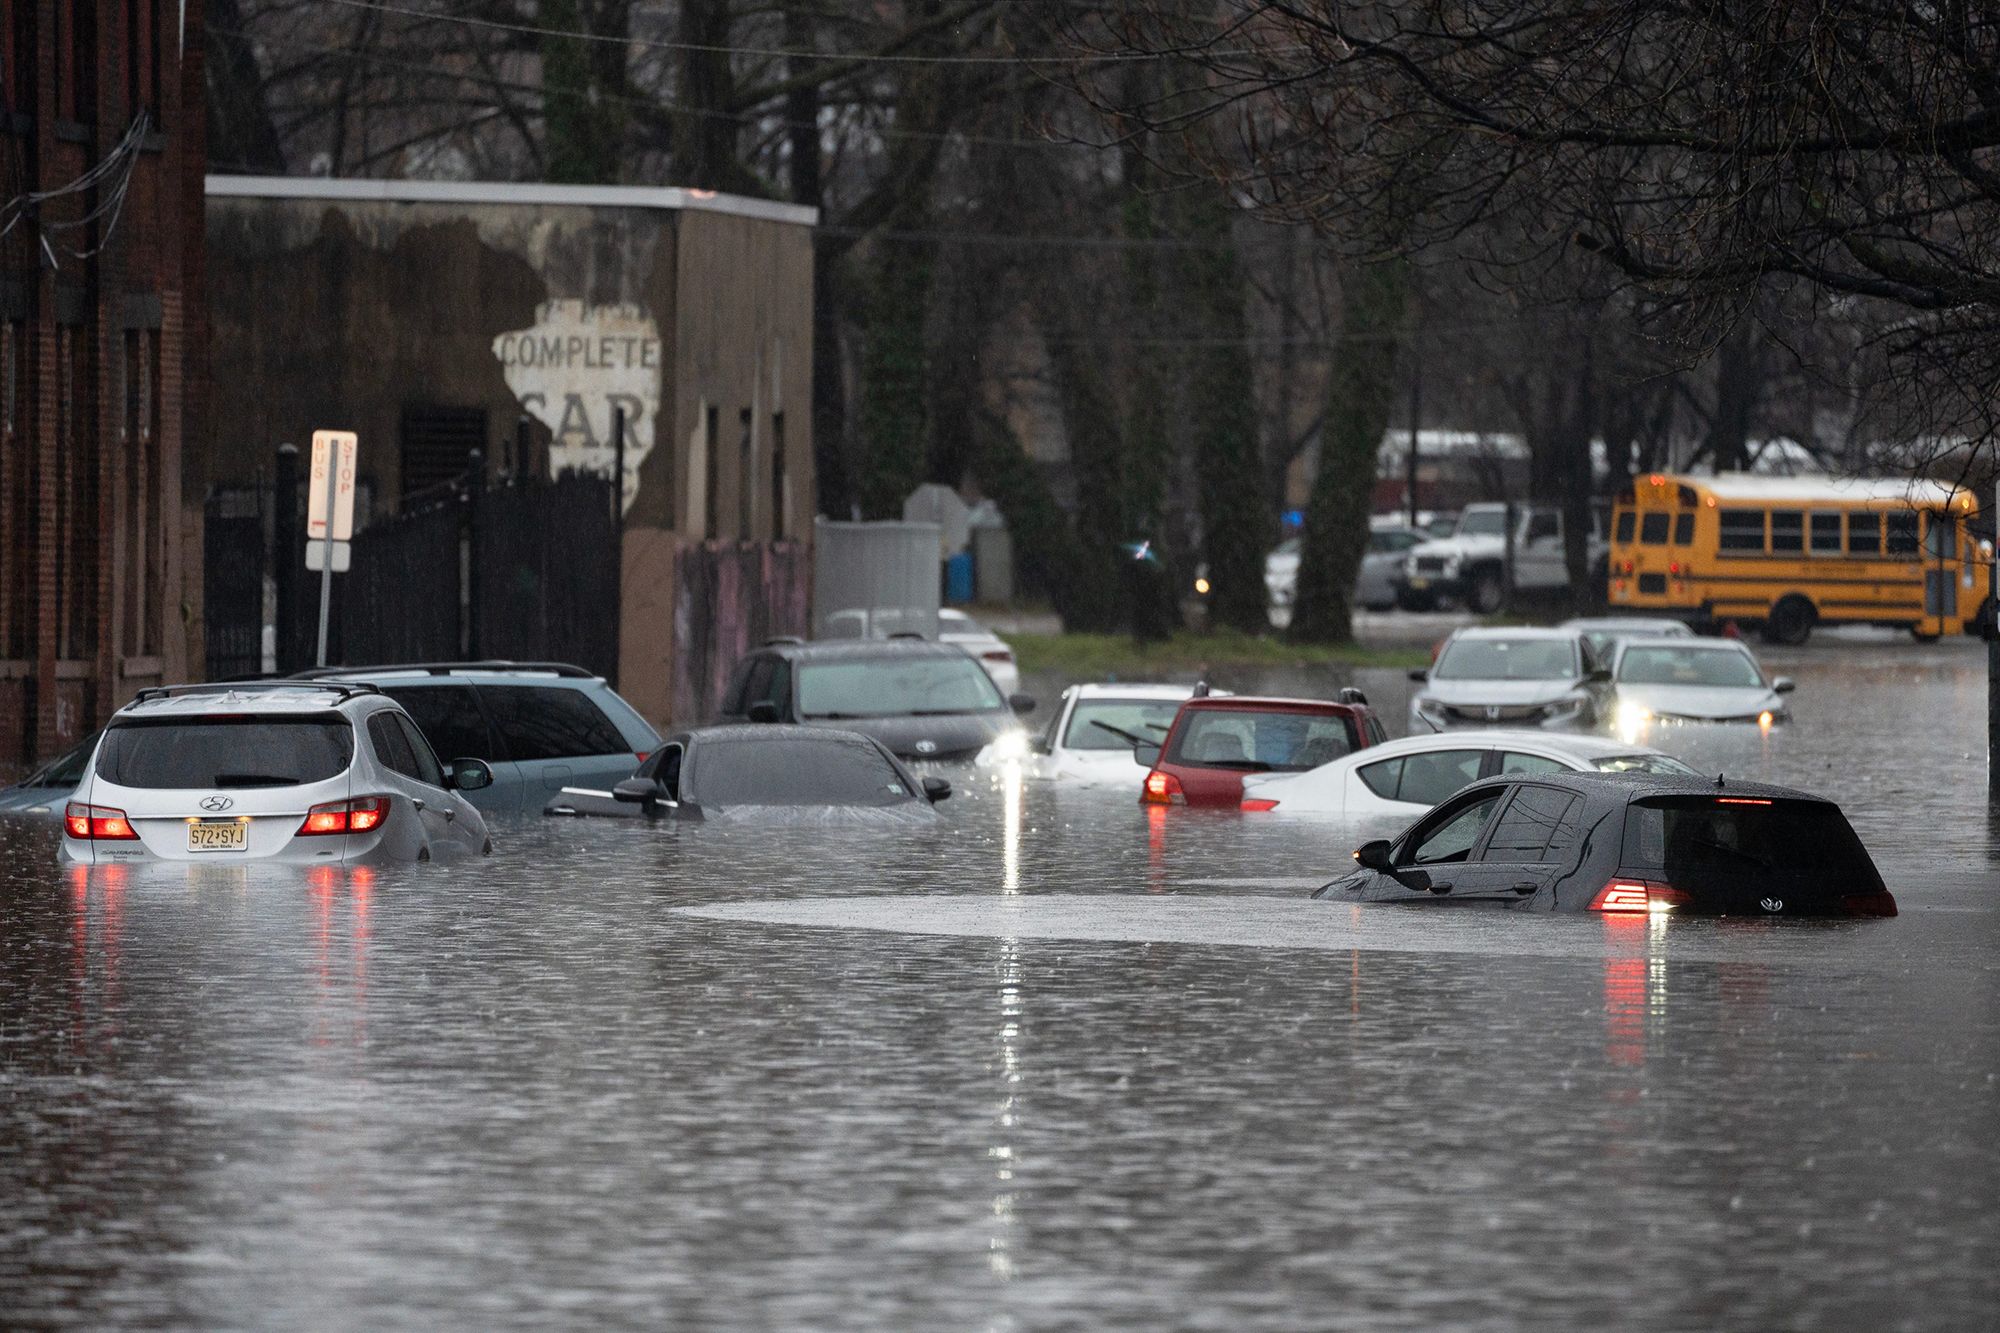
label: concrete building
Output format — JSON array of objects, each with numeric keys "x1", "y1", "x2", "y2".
[
  {"x1": 0, "y1": 3, "x2": 206, "y2": 769},
  {"x1": 203, "y1": 178, "x2": 817, "y2": 726}
]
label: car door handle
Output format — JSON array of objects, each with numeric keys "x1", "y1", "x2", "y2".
[
  {"x1": 1426, "y1": 881, "x2": 1453, "y2": 894},
  {"x1": 1511, "y1": 881, "x2": 1537, "y2": 894}
]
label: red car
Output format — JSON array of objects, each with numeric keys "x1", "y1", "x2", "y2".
[{"x1": 1138, "y1": 691, "x2": 1386, "y2": 808}]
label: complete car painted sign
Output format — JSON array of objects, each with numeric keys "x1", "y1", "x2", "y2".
[{"x1": 494, "y1": 299, "x2": 660, "y2": 511}]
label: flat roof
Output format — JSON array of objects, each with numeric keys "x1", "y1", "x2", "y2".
[
  {"x1": 1678, "y1": 472, "x2": 1965, "y2": 505},
  {"x1": 206, "y1": 175, "x2": 819, "y2": 228}
]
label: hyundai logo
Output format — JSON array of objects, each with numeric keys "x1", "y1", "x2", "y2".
[
  {"x1": 914, "y1": 740, "x2": 938, "y2": 755},
  {"x1": 199, "y1": 794, "x2": 235, "y2": 813},
  {"x1": 1759, "y1": 897, "x2": 1784, "y2": 913}
]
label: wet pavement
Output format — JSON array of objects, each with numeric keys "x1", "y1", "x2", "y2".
[{"x1": 2, "y1": 632, "x2": 1996, "y2": 1328}]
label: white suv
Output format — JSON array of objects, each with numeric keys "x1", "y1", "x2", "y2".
[{"x1": 62, "y1": 682, "x2": 493, "y2": 866}]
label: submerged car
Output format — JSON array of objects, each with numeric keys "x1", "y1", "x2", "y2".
[
  {"x1": 1313, "y1": 771, "x2": 1895, "y2": 916},
  {"x1": 820, "y1": 607, "x2": 1021, "y2": 696},
  {"x1": 62, "y1": 682, "x2": 493, "y2": 866},
  {"x1": 988, "y1": 682, "x2": 1210, "y2": 783},
  {"x1": 544, "y1": 724, "x2": 948, "y2": 819},
  {"x1": 1560, "y1": 615, "x2": 1695, "y2": 660},
  {"x1": 1609, "y1": 637, "x2": 1795, "y2": 734},
  {"x1": 0, "y1": 730, "x2": 100, "y2": 819},
  {"x1": 1408, "y1": 627, "x2": 1613, "y2": 733},
  {"x1": 1138, "y1": 691, "x2": 1386, "y2": 808},
  {"x1": 717, "y1": 639, "x2": 1034, "y2": 761},
  {"x1": 1239, "y1": 730, "x2": 1696, "y2": 818}
]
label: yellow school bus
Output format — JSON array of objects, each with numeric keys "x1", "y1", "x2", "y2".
[{"x1": 1607, "y1": 473, "x2": 1990, "y2": 644}]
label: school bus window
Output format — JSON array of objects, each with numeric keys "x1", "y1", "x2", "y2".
[
  {"x1": 1923, "y1": 515, "x2": 1957, "y2": 559},
  {"x1": 1849, "y1": 512, "x2": 1882, "y2": 555},
  {"x1": 1809, "y1": 512, "x2": 1842, "y2": 553},
  {"x1": 1719, "y1": 508, "x2": 1765, "y2": 552},
  {"x1": 1615, "y1": 510, "x2": 1635, "y2": 543},
  {"x1": 1770, "y1": 510, "x2": 1804, "y2": 553},
  {"x1": 1639, "y1": 512, "x2": 1669, "y2": 545},
  {"x1": 1886, "y1": 511, "x2": 1919, "y2": 556},
  {"x1": 1673, "y1": 512, "x2": 1693, "y2": 545}
]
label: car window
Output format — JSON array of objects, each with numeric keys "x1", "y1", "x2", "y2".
[
  {"x1": 1395, "y1": 748, "x2": 1486, "y2": 805},
  {"x1": 394, "y1": 713, "x2": 447, "y2": 788},
  {"x1": 1623, "y1": 796, "x2": 1884, "y2": 895},
  {"x1": 1458, "y1": 509, "x2": 1507, "y2": 537},
  {"x1": 384, "y1": 685, "x2": 494, "y2": 763},
  {"x1": 1498, "y1": 751, "x2": 1567, "y2": 777},
  {"x1": 1614, "y1": 511, "x2": 1635, "y2": 543},
  {"x1": 1592, "y1": 752, "x2": 1697, "y2": 776},
  {"x1": 690, "y1": 735, "x2": 914, "y2": 806},
  {"x1": 638, "y1": 742, "x2": 685, "y2": 800},
  {"x1": 1673, "y1": 512, "x2": 1694, "y2": 545},
  {"x1": 1480, "y1": 785, "x2": 1582, "y2": 862},
  {"x1": 796, "y1": 656, "x2": 1003, "y2": 718},
  {"x1": 479, "y1": 686, "x2": 629, "y2": 760},
  {"x1": 1358, "y1": 757, "x2": 1403, "y2": 800},
  {"x1": 1062, "y1": 698, "x2": 1183, "y2": 752},
  {"x1": 96, "y1": 715, "x2": 354, "y2": 789},
  {"x1": 1433, "y1": 637, "x2": 1577, "y2": 681},
  {"x1": 1404, "y1": 792, "x2": 1504, "y2": 865},
  {"x1": 721, "y1": 659, "x2": 759, "y2": 713},
  {"x1": 23, "y1": 731, "x2": 100, "y2": 787},
  {"x1": 368, "y1": 712, "x2": 421, "y2": 781},
  {"x1": 1616, "y1": 646, "x2": 1763, "y2": 687},
  {"x1": 1166, "y1": 710, "x2": 1356, "y2": 773},
  {"x1": 1525, "y1": 512, "x2": 1559, "y2": 543}
]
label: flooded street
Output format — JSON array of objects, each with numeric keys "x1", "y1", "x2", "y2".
[{"x1": 3, "y1": 635, "x2": 1996, "y2": 1329}]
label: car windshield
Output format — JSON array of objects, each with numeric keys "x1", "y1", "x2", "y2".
[
  {"x1": 1592, "y1": 753, "x2": 1699, "y2": 776},
  {"x1": 1457, "y1": 509, "x2": 1508, "y2": 537},
  {"x1": 1062, "y1": 698, "x2": 1183, "y2": 751},
  {"x1": 96, "y1": 715, "x2": 355, "y2": 788},
  {"x1": 1617, "y1": 646, "x2": 1763, "y2": 688},
  {"x1": 691, "y1": 736, "x2": 915, "y2": 807},
  {"x1": 1432, "y1": 638, "x2": 1576, "y2": 681},
  {"x1": 797, "y1": 656, "x2": 1004, "y2": 719},
  {"x1": 21, "y1": 732, "x2": 99, "y2": 787},
  {"x1": 1165, "y1": 709, "x2": 1356, "y2": 772}
]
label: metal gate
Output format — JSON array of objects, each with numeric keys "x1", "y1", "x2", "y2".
[{"x1": 203, "y1": 486, "x2": 267, "y2": 679}]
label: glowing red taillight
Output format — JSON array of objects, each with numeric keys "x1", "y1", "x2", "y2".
[
  {"x1": 981, "y1": 649, "x2": 1014, "y2": 663},
  {"x1": 1141, "y1": 771, "x2": 1184, "y2": 805},
  {"x1": 298, "y1": 796, "x2": 391, "y2": 836},
  {"x1": 64, "y1": 802, "x2": 138, "y2": 840},
  {"x1": 1590, "y1": 878, "x2": 1688, "y2": 912},
  {"x1": 1240, "y1": 797, "x2": 1279, "y2": 813}
]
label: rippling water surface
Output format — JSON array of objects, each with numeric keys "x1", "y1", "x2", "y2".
[{"x1": 1, "y1": 633, "x2": 1995, "y2": 1329}]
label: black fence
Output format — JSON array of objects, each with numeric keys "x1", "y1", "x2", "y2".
[{"x1": 203, "y1": 486, "x2": 268, "y2": 680}]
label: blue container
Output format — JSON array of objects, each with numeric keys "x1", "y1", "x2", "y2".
[{"x1": 944, "y1": 551, "x2": 975, "y2": 604}]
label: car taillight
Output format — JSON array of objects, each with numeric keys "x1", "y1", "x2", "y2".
[
  {"x1": 64, "y1": 802, "x2": 137, "y2": 840},
  {"x1": 298, "y1": 796, "x2": 391, "y2": 836},
  {"x1": 1240, "y1": 797, "x2": 1279, "y2": 812},
  {"x1": 981, "y1": 649, "x2": 1014, "y2": 663},
  {"x1": 1841, "y1": 890, "x2": 1898, "y2": 918},
  {"x1": 1590, "y1": 878, "x2": 1689, "y2": 913},
  {"x1": 1141, "y1": 771, "x2": 1184, "y2": 805}
]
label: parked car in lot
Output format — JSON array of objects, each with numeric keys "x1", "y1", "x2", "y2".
[
  {"x1": 0, "y1": 730, "x2": 99, "y2": 819},
  {"x1": 820, "y1": 607, "x2": 1021, "y2": 696},
  {"x1": 1408, "y1": 628, "x2": 1613, "y2": 734},
  {"x1": 1239, "y1": 730, "x2": 1696, "y2": 817},
  {"x1": 1560, "y1": 615, "x2": 1695, "y2": 660},
  {"x1": 296, "y1": 662, "x2": 660, "y2": 816},
  {"x1": 718, "y1": 638, "x2": 1035, "y2": 761},
  {"x1": 1398, "y1": 502, "x2": 1607, "y2": 613},
  {"x1": 988, "y1": 682, "x2": 1213, "y2": 781},
  {"x1": 545, "y1": 724, "x2": 949, "y2": 820},
  {"x1": 1137, "y1": 691, "x2": 1386, "y2": 808},
  {"x1": 1609, "y1": 636, "x2": 1795, "y2": 734},
  {"x1": 1266, "y1": 523, "x2": 1427, "y2": 619},
  {"x1": 61, "y1": 682, "x2": 492, "y2": 866},
  {"x1": 1313, "y1": 771, "x2": 1896, "y2": 916}
]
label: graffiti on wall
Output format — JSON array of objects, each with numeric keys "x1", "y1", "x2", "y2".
[{"x1": 493, "y1": 299, "x2": 660, "y2": 511}]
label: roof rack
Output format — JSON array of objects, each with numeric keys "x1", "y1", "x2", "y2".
[
  {"x1": 131, "y1": 680, "x2": 382, "y2": 704},
  {"x1": 291, "y1": 660, "x2": 596, "y2": 679},
  {"x1": 763, "y1": 636, "x2": 806, "y2": 647}
]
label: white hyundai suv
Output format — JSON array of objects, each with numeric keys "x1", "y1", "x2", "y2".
[{"x1": 61, "y1": 682, "x2": 494, "y2": 866}]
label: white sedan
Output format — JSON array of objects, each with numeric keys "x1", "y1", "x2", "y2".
[
  {"x1": 980, "y1": 682, "x2": 1204, "y2": 782},
  {"x1": 937, "y1": 609, "x2": 1020, "y2": 697},
  {"x1": 1609, "y1": 636, "x2": 1795, "y2": 739},
  {"x1": 1238, "y1": 729, "x2": 1694, "y2": 818}
]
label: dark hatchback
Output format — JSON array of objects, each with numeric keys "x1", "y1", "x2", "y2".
[
  {"x1": 716, "y1": 639, "x2": 1035, "y2": 760},
  {"x1": 1315, "y1": 771, "x2": 1896, "y2": 917},
  {"x1": 544, "y1": 724, "x2": 949, "y2": 820}
]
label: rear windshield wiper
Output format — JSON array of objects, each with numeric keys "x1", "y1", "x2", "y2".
[
  {"x1": 801, "y1": 711, "x2": 869, "y2": 720},
  {"x1": 908, "y1": 708, "x2": 984, "y2": 716},
  {"x1": 1202, "y1": 760, "x2": 1273, "y2": 771},
  {"x1": 1088, "y1": 719, "x2": 1148, "y2": 745},
  {"x1": 211, "y1": 773, "x2": 302, "y2": 787}
]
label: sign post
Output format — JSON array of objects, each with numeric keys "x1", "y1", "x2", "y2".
[{"x1": 306, "y1": 430, "x2": 358, "y2": 668}]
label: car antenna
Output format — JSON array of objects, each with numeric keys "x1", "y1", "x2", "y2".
[
  {"x1": 1192, "y1": 680, "x2": 1211, "y2": 698},
  {"x1": 1716, "y1": 773, "x2": 1725, "y2": 788}
]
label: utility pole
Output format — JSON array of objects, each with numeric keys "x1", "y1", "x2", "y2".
[{"x1": 1406, "y1": 352, "x2": 1421, "y2": 529}]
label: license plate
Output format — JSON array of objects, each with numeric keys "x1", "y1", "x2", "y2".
[
  {"x1": 188, "y1": 820, "x2": 247, "y2": 852},
  {"x1": 1408, "y1": 576, "x2": 1430, "y2": 590}
]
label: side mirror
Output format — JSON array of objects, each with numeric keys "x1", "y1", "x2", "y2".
[
  {"x1": 448, "y1": 758, "x2": 493, "y2": 792},
  {"x1": 1407, "y1": 669, "x2": 1428, "y2": 683},
  {"x1": 1133, "y1": 740, "x2": 1163, "y2": 767},
  {"x1": 1772, "y1": 677, "x2": 1796, "y2": 694},
  {"x1": 746, "y1": 700, "x2": 779, "y2": 723},
  {"x1": 1354, "y1": 838, "x2": 1395, "y2": 871},
  {"x1": 1009, "y1": 693, "x2": 1037, "y2": 716},
  {"x1": 922, "y1": 776, "x2": 952, "y2": 803},
  {"x1": 613, "y1": 777, "x2": 670, "y2": 808}
]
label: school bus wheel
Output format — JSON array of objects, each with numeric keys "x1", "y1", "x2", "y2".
[{"x1": 1762, "y1": 594, "x2": 1816, "y2": 646}]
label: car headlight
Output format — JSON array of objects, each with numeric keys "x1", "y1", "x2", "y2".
[
  {"x1": 1614, "y1": 699, "x2": 1651, "y2": 733},
  {"x1": 1542, "y1": 692, "x2": 1591, "y2": 720},
  {"x1": 986, "y1": 730, "x2": 1031, "y2": 762},
  {"x1": 1415, "y1": 695, "x2": 1448, "y2": 720}
]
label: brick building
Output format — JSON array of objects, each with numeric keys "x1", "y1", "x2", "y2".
[{"x1": 0, "y1": 4, "x2": 205, "y2": 770}]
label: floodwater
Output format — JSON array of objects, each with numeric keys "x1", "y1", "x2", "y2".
[{"x1": 2, "y1": 633, "x2": 1995, "y2": 1329}]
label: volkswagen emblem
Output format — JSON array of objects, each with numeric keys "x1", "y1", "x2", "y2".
[
  {"x1": 199, "y1": 794, "x2": 235, "y2": 813},
  {"x1": 914, "y1": 740, "x2": 938, "y2": 755},
  {"x1": 1759, "y1": 897, "x2": 1784, "y2": 913}
]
